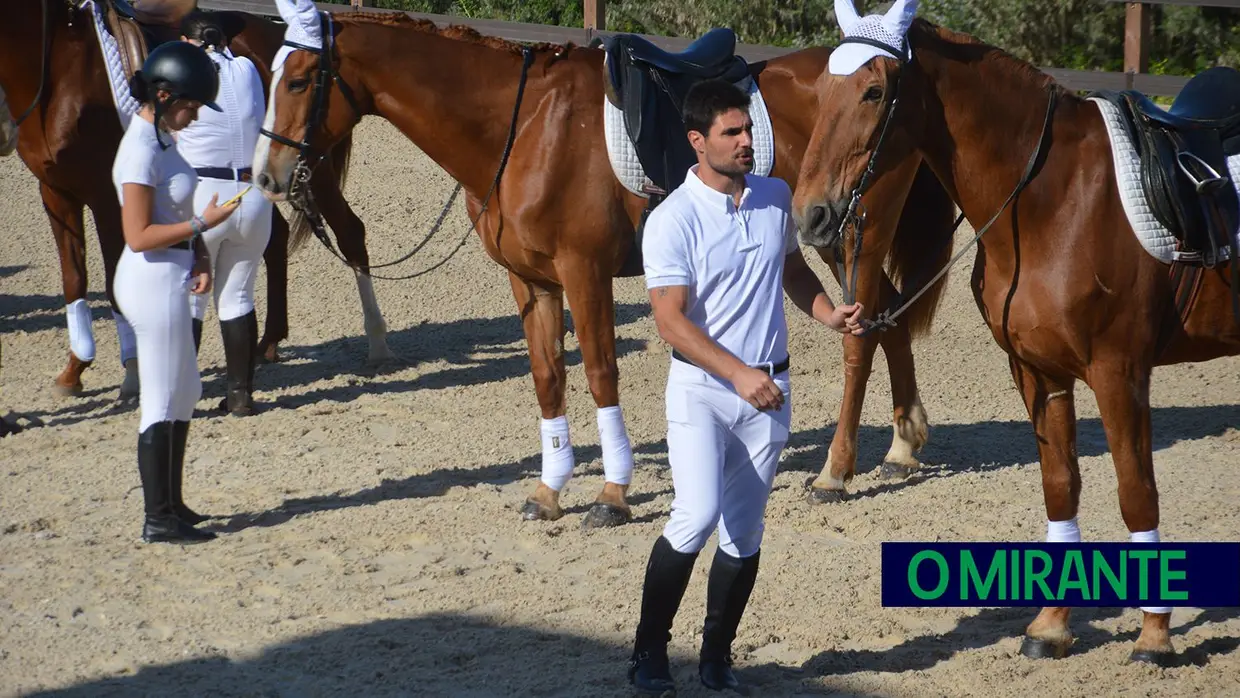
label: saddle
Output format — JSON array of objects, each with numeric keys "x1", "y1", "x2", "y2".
[
  {"x1": 597, "y1": 28, "x2": 752, "y2": 275},
  {"x1": 1092, "y1": 66, "x2": 1240, "y2": 268},
  {"x1": 600, "y1": 28, "x2": 750, "y2": 197},
  {"x1": 103, "y1": 0, "x2": 200, "y2": 85}
]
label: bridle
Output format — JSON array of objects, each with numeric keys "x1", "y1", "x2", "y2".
[
  {"x1": 826, "y1": 34, "x2": 1058, "y2": 336},
  {"x1": 259, "y1": 11, "x2": 537, "y2": 281},
  {"x1": 259, "y1": 12, "x2": 362, "y2": 240}
]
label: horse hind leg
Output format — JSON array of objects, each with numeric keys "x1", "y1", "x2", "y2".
[
  {"x1": 1089, "y1": 359, "x2": 1176, "y2": 667},
  {"x1": 1007, "y1": 357, "x2": 1082, "y2": 661},
  {"x1": 510, "y1": 271, "x2": 570, "y2": 522},
  {"x1": 560, "y1": 260, "x2": 632, "y2": 529},
  {"x1": 43, "y1": 183, "x2": 94, "y2": 396}
]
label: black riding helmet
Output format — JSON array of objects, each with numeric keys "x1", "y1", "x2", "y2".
[{"x1": 136, "y1": 40, "x2": 222, "y2": 112}]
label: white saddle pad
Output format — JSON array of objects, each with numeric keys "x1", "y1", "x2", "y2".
[
  {"x1": 1088, "y1": 96, "x2": 1240, "y2": 264},
  {"x1": 79, "y1": 0, "x2": 141, "y2": 131},
  {"x1": 603, "y1": 76, "x2": 774, "y2": 197}
]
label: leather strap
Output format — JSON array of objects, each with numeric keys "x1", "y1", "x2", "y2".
[
  {"x1": 195, "y1": 166, "x2": 253, "y2": 181},
  {"x1": 672, "y1": 349, "x2": 789, "y2": 376}
]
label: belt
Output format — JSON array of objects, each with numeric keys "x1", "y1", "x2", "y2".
[
  {"x1": 169, "y1": 240, "x2": 190, "y2": 250},
  {"x1": 195, "y1": 166, "x2": 252, "y2": 182},
  {"x1": 673, "y1": 349, "x2": 790, "y2": 376}
]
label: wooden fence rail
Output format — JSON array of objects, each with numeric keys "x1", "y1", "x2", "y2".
[{"x1": 198, "y1": 0, "x2": 1240, "y2": 97}]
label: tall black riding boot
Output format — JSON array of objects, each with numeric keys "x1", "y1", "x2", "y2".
[
  {"x1": 218, "y1": 310, "x2": 258, "y2": 416},
  {"x1": 137, "y1": 421, "x2": 215, "y2": 543},
  {"x1": 170, "y1": 420, "x2": 208, "y2": 525},
  {"x1": 698, "y1": 547, "x2": 761, "y2": 691},
  {"x1": 192, "y1": 318, "x2": 203, "y2": 356},
  {"x1": 629, "y1": 535, "x2": 700, "y2": 696}
]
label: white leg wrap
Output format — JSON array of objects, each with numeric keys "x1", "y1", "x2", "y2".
[
  {"x1": 1046, "y1": 517, "x2": 1081, "y2": 543},
  {"x1": 1131, "y1": 529, "x2": 1172, "y2": 614},
  {"x1": 112, "y1": 308, "x2": 137, "y2": 365},
  {"x1": 597, "y1": 406, "x2": 633, "y2": 486},
  {"x1": 539, "y1": 416, "x2": 574, "y2": 491},
  {"x1": 65, "y1": 299, "x2": 96, "y2": 362}
]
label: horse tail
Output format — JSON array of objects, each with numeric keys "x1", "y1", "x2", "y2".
[
  {"x1": 886, "y1": 160, "x2": 957, "y2": 338},
  {"x1": 288, "y1": 131, "x2": 354, "y2": 255}
]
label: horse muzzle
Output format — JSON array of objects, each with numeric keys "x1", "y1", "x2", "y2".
[{"x1": 798, "y1": 200, "x2": 849, "y2": 249}]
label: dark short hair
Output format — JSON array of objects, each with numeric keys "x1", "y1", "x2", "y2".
[{"x1": 682, "y1": 79, "x2": 751, "y2": 136}]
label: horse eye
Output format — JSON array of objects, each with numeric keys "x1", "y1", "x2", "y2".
[
  {"x1": 287, "y1": 78, "x2": 310, "y2": 93},
  {"x1": 863, "y1": 85, "x2": 884, "y2": 103}
]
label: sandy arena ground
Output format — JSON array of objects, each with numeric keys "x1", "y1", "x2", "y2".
[{"x1": 1, "y1": 116, "x2": 1238, "y2": 697}]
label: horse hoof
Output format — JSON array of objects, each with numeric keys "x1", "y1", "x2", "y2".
[
  {"x1": 1128, "y1": 649, "x2": 1177, "y2": 668},
  {"x1": 878, "y1": 461, "x2": 915, "y2": 480},
  {"x1": 581, "y1": 502, "x2": 630, "y2": 529},
  {"x1": 807, "y1": 487, "x2": 846, "y2": 504},
  {"x1": 51, "y1": 381, "x2": 83, "y2": 398},
  {"x1": 259, "y1": 343, "x2": 281, "y2": 364},
  {"x1": 520, "y1": 499, "x2": 563, "y2": 522},
  {"x1": 1020, "y1": 636, "x2": 1071, "y2": 660}
]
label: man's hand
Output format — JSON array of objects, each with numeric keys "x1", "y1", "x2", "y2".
[
  {"x1": 825, "y1": 302, "x2": 865, "y2": 336},
  {"x1": 732, "y1": 366, "x2": 785, "y2": 411}
]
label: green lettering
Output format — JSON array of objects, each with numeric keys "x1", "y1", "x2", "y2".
[
  {"x1": 1024, "y1": 550, "x2": 1055, "y2": 601},
  {"x1": 1058, "y1": 550, "x2": 1090, "y2": 601},
  {"x1": 1092, "y1": 550, "x2": 1127, "y2": 600},
  {"x1": 909, "y1": 551, "x2": 949, "y2": 600},
  {"x1": 1130, "y1": 550, "x2": 1158, "y2": 601},
  {"x1": 1159, "y1": 550, "x2": 1188, "y2": 602},
  {"x1": 962, "y1": 551, "x2": 1005, "y2": 601},
  {"x1": 1011, "y1": 549, "x2": 1020, "y2": 599}
]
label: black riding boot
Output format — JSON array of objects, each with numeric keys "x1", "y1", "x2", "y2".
[
  {"x1": 698, "y1": 547, "x2": 761, "y2": 691},
  {"x1": 137, "y1": 421, "x2": 215, "y2": 543},
  {"x1": 218, "y1": 310, "x2": 258, "y2": 416},
  {"x1": 170, "y1": 420, "x2": 208, "y2": 525},
  {"x1": 629, "y1": 535, "x2": 700, "y2": 696},
  {"x1": 192, "y1": 318, "x2": 203, "y2": 356}
]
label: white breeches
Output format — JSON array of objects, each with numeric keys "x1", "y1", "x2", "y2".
[
  {"x1": 189, "y1": 177, "x2": 272, "y2": 322},
  {"x1": 113, "y1": 246, "x2": 202, "y2": 432},
  {"x1": 661, "y1": 359, "x2": 792, "y2": 558}
]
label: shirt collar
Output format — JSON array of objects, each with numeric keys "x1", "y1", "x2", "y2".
[{"x1": 684, "y1": 164, "x2": 752, "y2": 213}]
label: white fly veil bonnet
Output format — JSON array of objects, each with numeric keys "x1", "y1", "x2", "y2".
[
  {"x1": 272, "y1": 0, "x2": 324, "y2": 72},
  {"x1": 829, "y1": 0, "x2": 918, "y2": 76}
]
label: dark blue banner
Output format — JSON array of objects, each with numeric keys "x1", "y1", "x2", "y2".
[{"x1": 881, "y1": 542, "x2": 1240, "y2": 607}]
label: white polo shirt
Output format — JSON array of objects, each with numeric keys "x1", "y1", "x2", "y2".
[
  {"x1": 642, "y1": 164, "x2": 799, "y2": 368},
  {"x1": 175, "y1": 48, "x2": 266, "y2": 170}
]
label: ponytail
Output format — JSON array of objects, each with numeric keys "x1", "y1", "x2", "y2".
[{"x1": 128, "y1": 71, "x2": 151, "y2": 103}]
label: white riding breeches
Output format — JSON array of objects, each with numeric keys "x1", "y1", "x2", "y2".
[
  {"x1": 189, "y1": 177, "x2": 272, "y2": 322},
  {"x1": 661, "y1": 358, "x2": 792, "y2": 558},
  {"x1": 113, "y1": 245, "x2": 202, "y2": 432}
]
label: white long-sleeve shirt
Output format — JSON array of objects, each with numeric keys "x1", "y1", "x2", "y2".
[{"x1": 175, "y1": 47, "x2": 266, "y2": 171}]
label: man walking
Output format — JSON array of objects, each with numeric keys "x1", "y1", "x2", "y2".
[{"x1": 627, "y1": 78, "x2": 864, "y2": 694}]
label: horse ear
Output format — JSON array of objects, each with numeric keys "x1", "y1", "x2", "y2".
[
  {"x1": 881, "y1": 0, "x2": 918, "y2": 38},
  {"x1": 834, "y1": 0, "x2": 861, "y2": 34}
]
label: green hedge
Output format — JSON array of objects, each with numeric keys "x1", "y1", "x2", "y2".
[{"x1": 360, "y1": 0, "x2": 1239, "y2": 77}]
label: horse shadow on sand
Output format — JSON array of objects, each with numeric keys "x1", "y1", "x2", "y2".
[
  {"x1": 202, "y1": 402, "x2": 1238, "y2": 537},
  {"x1": 14, "y1": 612, "x2": 894, "y2": 698}
]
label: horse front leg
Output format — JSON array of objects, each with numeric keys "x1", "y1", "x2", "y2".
[
  {"x1": 1007, "y1": 356, "x2": 1082, "y2": 662},
  {"x1": 560, "y1": 259, "x2": 633, "y2": 528},
  {"x1": 509, "y1": 270, "x2": 572, "y2": 523},
  {"x1": 312, "y1": 149, "x2": 395, "y2": 366},
  {"x1": 1088, "y1": 359, "x2": 1175, "y2": 666},
  {"x1": 42, "y1": 183, "x2": 93, "y2": 396},
  {"x1": 874, "y1": 284, "x2": 929, "y2": 480},
  {"x1": 258, "y1": 206, "x2": 291, "y2": 364}
]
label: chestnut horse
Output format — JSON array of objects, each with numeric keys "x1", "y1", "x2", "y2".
[
  {"x1": 794, "y1": 16, "x2": 1240, "y2": 666},
  {"x1": 253, "y1": 9, "x2": 959, "y2": 524},
  {"x1": 0, "y1": 0, "x2": 391, "y2": 398}
]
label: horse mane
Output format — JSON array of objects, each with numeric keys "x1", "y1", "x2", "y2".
[{"x1": 332, "y1": 11, "x2": 579, "y2": 58}]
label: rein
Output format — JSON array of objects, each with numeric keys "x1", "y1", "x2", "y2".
[
  {"x1": 264, "y1": 12, "x2": 536, "y2": 282},
  {"x1": 11, "y1": 0, "x2": 52, "y2": 129}
]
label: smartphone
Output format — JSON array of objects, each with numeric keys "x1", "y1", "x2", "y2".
[{"x1": 222, "y1": 185, "x2": 253, "y2": 207}]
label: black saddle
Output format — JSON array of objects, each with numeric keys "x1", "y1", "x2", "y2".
[
  {"x1": 598, "y1": 28, "x2": 752, "y2": 276},
  {"x1": 1091, "y1": 66, "x2": 1240, "y2": 269}
]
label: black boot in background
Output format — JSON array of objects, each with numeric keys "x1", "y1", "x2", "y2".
[
  {"x1": 698, "y1": 547, "x2": 761, "y2": 691},
  {"x1": 137, "y1": 421, "x2": 215, "y2": 544},
  {"x1": 218, "y1": 310, "x2": 258, "y2": 416},
  {"x1": 629, "y1": 535, "x2": 700, "y2": 696},
  {"x1": 170, "y1": 420, "x2": 208, "y2": 525},
  {"x1": 192, "y1": 318, "x2": 203, "y2": 356}
]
